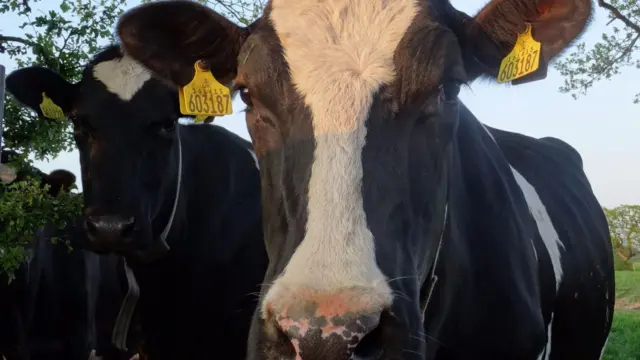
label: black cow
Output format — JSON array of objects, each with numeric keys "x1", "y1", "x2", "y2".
[
  {"x1": 0, "y1": 153, "x2": 76, "y2": 360},
  {"x1": 113, "y1": 0, "x2": 615, "y2": 359},
  {"x1": 0, "y1": 154, "x2": 89, "y2": 360},
  {"x1": 6, "y1": 44, "x2": 268, "y2": 359},
  {"x1": 0, "y1": 151, "x2": 138, "y2": 360}
]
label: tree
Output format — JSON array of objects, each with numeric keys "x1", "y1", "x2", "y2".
[
  {"x1": 555, "y1": 0, "x2": 640, "y2": 103},
  {"x1": 140, "y1": 0, "x2": 265, "y2": 25},
  {"x1": 0, "y1": 0, "x2": 128, "y2": 278},
  {"x1": 603, "y1": 205, "x2": 640, "y2": 261}
]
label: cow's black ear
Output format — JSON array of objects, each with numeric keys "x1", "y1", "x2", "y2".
[
  {"x1": 117, "y1": 0, "x2": 255, "y2": 88},
  {"x1": 42, "y1": 169, "x2": 76, "y2": 196},
  {"x1": 5, "y1": 66, "x2": 76, "y2": 119}
]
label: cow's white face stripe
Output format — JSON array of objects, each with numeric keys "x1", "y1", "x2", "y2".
[
  {"x1": 263, "y1": 0, "x2": 418, "y2": 311},
  {"x1": 92, "y1": 55, "x2": 151, "y2": 101}
]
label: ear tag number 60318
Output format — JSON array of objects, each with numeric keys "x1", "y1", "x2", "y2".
[
  {"x1": 179, "y1": 61, "x2": 233, "y2": 118},
  {"x1": 497, "y1": 23, "x2": 541, "y2": 84}
]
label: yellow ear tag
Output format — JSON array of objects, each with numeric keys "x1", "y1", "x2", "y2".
[
  {"x1": 179, "y1": 61, "x2": 233, "y2": 117},
  {"x1": 497, "y1": 24, "x2": 541, "y2": 84},
  {"x1": 39, "y1": 93, "x2": 67, "y2": 120}
]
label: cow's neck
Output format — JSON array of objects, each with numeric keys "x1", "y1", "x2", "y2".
[{"x1": 423, "y1": 105, "x2": 544, "y2": 355}]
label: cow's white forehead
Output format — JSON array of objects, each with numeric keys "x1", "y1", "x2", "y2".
[
  {"x1": 92, "y1": 55, "x2": 151, "y2": 101},
  {"x1": 262, "y1": 0, "x2": 418, "y2": 314}
]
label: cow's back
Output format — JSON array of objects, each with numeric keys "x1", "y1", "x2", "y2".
[{"x1": 487, "y1": 126, "x2": 615, "y2": 359}]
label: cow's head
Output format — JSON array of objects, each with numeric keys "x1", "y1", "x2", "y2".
[
  {"x1": 1, "y1": 150, "x2": 76, "y2": 196},
  {"x1": 5, "y1": 45, "x2": 189, "y2": 260},
  {"x1": 115, "y1": 0, "x2": 593, "y2": 357}
]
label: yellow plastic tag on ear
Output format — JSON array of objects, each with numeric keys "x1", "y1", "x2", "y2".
[
  {"x1": 39, "y1": 93, "x2": 67, "y2": 120},
  {"x1": 497, "y1": 24, "x2": 541, "y2": 84},
  {"x1": 179, "y1": 62, "x2": 233, "y2": 117}
]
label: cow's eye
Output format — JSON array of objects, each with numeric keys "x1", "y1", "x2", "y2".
[
  {"x1": 150, "y1": 119, "x2": 176, "y2": 135},
  {"x1": 162, "y1": 120, "x2": 176, "y2": 132},
  {"x1": 439, "y1": 82, "x2": 461, "y2": 103},
  {"x1": 238, "y1": 87, "x2": 253, "y2": 108}
]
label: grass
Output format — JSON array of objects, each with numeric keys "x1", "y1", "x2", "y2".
[
  {"x1": 601, "y1": 311, "x2": 640, "y2": 360},
  {"x1": 601, "y1": 271, "x2": 640, "y2": 360},
  {"x1": 614, "y1": 270, "x2": 640, "y2": 310}
]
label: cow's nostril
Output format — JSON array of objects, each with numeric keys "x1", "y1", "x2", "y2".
[
  {"x1": 84, "y1": 217, "x2": 99, "y2": 234},
  {"x1": 83, "y1": 214, "x2": 137, "y2": 245},
  {"x1": 275, "y1": 310, "x2": 382, "y2": 359},
  {"x1": 120, "y1": 217, "x2": 136, "y2": 238}
]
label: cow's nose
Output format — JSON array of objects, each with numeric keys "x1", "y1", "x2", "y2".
[
  {"x1": 270, "y1": 299, "x2": 382, "y2": 359},
  {"x1": 85, "y1": 214, "x2": 136, "y2": 246}
]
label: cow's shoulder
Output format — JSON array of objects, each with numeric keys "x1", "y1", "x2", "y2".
[{"x1": 485, "y1": 126, "x2": 583, "y2": 177}]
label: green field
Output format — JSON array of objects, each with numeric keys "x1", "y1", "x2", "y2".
[{"x1": 601, "y1": 271, "x2": 640, "y2": 360}]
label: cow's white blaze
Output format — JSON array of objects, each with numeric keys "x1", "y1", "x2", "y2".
[
  {"x1": 262, "y1": 0, "x2": 418, "y2": 313},
  {"x1": 510, "y1": 166, "x2": 564, "y2": 291},
  {"x1": 93, "y1": 55, "x2": 151, "y2": 101}
]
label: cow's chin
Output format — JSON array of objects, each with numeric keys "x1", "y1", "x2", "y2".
[{"x1": 131, "y1": 236, "x2": 171, "y2": 264}]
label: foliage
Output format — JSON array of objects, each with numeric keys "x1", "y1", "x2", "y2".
[
  {"x1": 1, "y1": 0, "x2": 127, "y2": 157},
  {"x1": 555, "y1": 0, "x2": 640, "y2": 103},
  {"x1": 0, "y1": 0, "x2": 128, "y2": 276},
  {"x1": 604, "y1": 205, "x2": 640, "y2": 261},
  {"x1": 140, "y1": 0, "x2": 264, "y2": 25},
  {"x1": 614, "y1": 255, "x2": 634, "y2": 271},
  {"x1": 0, "y1": 173, "x2": 83, "y2": 279}
]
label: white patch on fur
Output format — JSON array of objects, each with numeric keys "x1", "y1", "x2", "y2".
[
  {"x1": 536, "y1": 313, "x2": 554, "y2": 360},
  {"x1": 510, "y1": 166, "x2": 564, "y2": 291},
  {"x1": 481, "y1": 124, "x2": 562, "y2": 290},
  {"x1": 263, "y1": 0, "x2": 418, "y2": 312},
  {"x1": 247, "y1": 149, "x2": 259, "y2": 170},
  {"x1": 92, "y1": 55, "x2": 151, "y2": 101}
]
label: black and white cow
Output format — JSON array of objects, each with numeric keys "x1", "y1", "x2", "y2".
[
  {"x1": 5, "y1": 44, "x2": 268, "y2": 359},
  {"x1": 112, "y1": 0, "x2": 615, "y2": 359}
]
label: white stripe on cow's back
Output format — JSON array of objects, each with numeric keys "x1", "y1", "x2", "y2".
[
  {"x1": 536, "y1": 313, "x2": 554, "y2": 360},
  {"x1": 92, "y1": 55, "x2": 151, "y2": 101},
  {"x1": 263, "y1": 0, "x2": 418, "y2": 310},
  {"x1": 480, "y1": 124, "x2": 563, "y2": 291},
  {"x1": 510, "y1": 166, "x2": 564, "y2": 291}
]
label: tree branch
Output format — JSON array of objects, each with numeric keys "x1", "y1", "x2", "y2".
[
  {"x1": 0, "y1": 34, "x2": 37, "y2": 48},
  {"x1": 598, "y1": 0, "x2": 640, "y2": 34},
  {"x1": 581, "y1": 33, "x2": 640, "y2": 89}
]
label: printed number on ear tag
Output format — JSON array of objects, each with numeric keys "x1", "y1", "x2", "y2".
[
  {"x1": 39, "y1": 93, "x2": 67, "y2": 121},
  {"x1": 497, "y1": 24, "x2": 541, "y2": 84},
  {"x1": 179, "y1": 62, "x2": 233, "y2": 117}
]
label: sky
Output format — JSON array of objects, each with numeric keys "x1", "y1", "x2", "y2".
[{"x1": 1, "y1": 0, "x2": 638, "y2": 208}]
